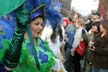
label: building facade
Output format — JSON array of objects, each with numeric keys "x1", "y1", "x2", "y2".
[{"x1": 99, "y1": 0, "x2": 108, "y2": 19}]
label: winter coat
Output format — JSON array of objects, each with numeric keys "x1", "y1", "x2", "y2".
[{"x1": 92, "y1": 34, "x2": 108, "y2": 69}]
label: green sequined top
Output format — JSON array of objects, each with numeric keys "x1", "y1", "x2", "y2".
[{"x1": 0, "y1": 37, "x2": 55, "y2": 72}]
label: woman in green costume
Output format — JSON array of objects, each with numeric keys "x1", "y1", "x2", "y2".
[{"x1": 0, "y1": 3, "x2": 55, "y2": 72}]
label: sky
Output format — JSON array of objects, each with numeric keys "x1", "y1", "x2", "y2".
[{"x1": 71, "y1": 0, "x2": 99, "y2": 16}]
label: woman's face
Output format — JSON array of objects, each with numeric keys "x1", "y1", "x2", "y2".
[
  {"x1": 100, "y1": 24, "x2": 105, "y2": 33},
  {"x1": 30, "y1": 17, "x2": 44, "y2": 38},
  {"x1": 75, "y1": 21, "x2": 81, "y2": 28},
  {"x1": 92, "y1": 15, "x2": 98, "y2": 20},
  {"x1": 91, "y1": 25, "x2": 98, "y2": 32},
  {"x1": 73, "y1": 14, "x2": 79, "y2": 22},
  {"x1": 63, "y1": 21, "x2": 67, "y2": 27}
]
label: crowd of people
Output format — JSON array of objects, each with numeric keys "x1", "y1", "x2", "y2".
[
  {"x1": 37, "y1": 10, "x2": 108, "y2": 72},
  {"x1": 0, "y1": 0, "x2": 108, "y2": 72},
  {"x1": 62, "y1": 11, "x2": 108, "y2": 72}
]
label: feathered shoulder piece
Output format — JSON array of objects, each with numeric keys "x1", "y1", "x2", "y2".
[{"x1": 0, "y1": 12, "x2": 16, "y2": 40}]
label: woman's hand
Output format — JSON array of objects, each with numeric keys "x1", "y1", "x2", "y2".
[
  {"x1": 88, "y1": 40, "x2": 95, "y2": 51},
  {"x1": 89, "y1": 46, "x2": 95, "y2": 51},
  {"x1": 88, "y1": 41, "x2": 94, "y2": 47},
  {"x1": 5, "y1": 66, "x2": 15, "y2": 71},
  {"x1": 71, "y1": 48, "x2": 75, "y2": 56}
]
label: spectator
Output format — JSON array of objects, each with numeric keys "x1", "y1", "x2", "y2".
[{"x1": 91, "y1": 20, "x2": 108, "y2": 72}]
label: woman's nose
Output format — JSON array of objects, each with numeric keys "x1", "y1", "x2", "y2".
[{"x1": 38, "y1": 24, "x2": 43, "y2": 30}]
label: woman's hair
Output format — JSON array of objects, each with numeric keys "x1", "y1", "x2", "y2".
[
  {"x1": 50, "y1": 25, "x2": 63, "y2": 43},
  {"x1": 101, "y1": 20, "x2": 108, "y2": 38},
  {"x1": 77, "y1": 18, "x2": 85, "y2": 27},
  {"x1": 58, "y1": 25, "x2": 63, "y2": 42},
  {"x1": 92, "y1": 21, "x2": 101, "y2": 32},
  {"x1": 50, "y1": 27, "x2": 58, "y2": 43}
]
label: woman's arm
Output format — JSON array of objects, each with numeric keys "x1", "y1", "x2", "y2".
[
  {"x1": 94, "y1": 44, "x2": 108, "y2": 56},
  {"x1": 3, "y1": 4, "x2": 29, "y2": 71}
]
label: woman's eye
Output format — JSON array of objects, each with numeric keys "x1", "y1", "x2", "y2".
[
  {"x1": 41, "y1": 23, "x2": 44, "y2": 26},
  {"x1": 34, "y1": 23, "x2": 44, "y2": 26},
  {"x1": 34, "y1": 23, "x2": 39, "y2": 25}
]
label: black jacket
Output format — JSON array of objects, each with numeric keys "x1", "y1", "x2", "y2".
[{"x1": 93, "y1": 34, "x2": 108, "y2": 69}]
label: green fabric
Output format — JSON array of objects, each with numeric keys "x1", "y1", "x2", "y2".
[
  {"x1": 0, "y1": 0, "x2": 25, "y2": 17},
  {"x1": 0, "y1": 39, "x2": 10, "y2": 63},
  {"x1": 86, "y1": 34, "x2": 94, "y2": 63},
  {"x1": 0, "y1": 37, "x2": 55, "y2": 72},
  {"x1": 16, "y1": 3, "x2": 30, "y2": 26}
]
